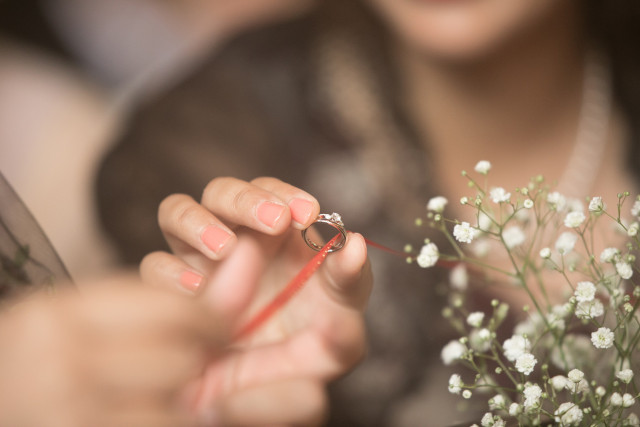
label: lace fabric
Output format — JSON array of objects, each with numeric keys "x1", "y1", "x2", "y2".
[{"x1": 0, "y1": 172, "x2": 71, "y2": 301}]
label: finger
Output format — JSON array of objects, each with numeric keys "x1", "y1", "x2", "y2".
[
  {"x1": 158, "y1": 193, "x2": 236, "y2": 260},
  {"x1": 201, "y1": 177, "x2": 291, "y2": 235},
  {"x1": 250, "y1": 177, "x2": 320, "y2": 229},
  {"x1": 73, "y1": 278, "x2": 229, "y2": 348},
  {"x1": 97, "y1": 406, "x2": 198, "y2": 427},
  {"x1": 320, "y1": 232, "x2": 372, "y2": 311},
  {"x1": 140, "y1": 251, "x2": 205, "y2": 295},
  {"x1": 197, "y1": 320, "x2": 365, "y2": 404},
  {"x1": 202, "y1": 378, "x2": 326, "y2": 427},
  {"x1": 86, "y1": 339, "x2": 208, "y2": 395}
]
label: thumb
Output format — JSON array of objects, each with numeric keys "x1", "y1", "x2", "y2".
[{"x1": 320, "y1": 232, "x2": 372, "y2": 311}]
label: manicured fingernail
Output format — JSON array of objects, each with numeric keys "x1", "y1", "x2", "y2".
[
  {"x1": 257, "y1": 201, "x2": 285, "y2": 228},
  {"x1": 179, "y1": 271, "x2": 203, "y2": 293},
  {"x1": 201, "y1": 226, "x2": 232, "y2": 253},
  {"x1": 289, "y1": 198, "x2": 314, "y2": 225}
]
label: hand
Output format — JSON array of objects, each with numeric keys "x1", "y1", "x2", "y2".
[
  {"x1": 141, "y1": 177, "x2": 372, "y2": 424},
  {"x1": 0, "y1": 279, "x2": 223, "y2": 427}
]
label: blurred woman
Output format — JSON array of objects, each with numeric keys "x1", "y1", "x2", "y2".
[{"x1": 97, "y1": 0, "x2": 640, "y2": 425}]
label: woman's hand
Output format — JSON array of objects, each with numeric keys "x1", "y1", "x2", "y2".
[
  {"x1": 0, "y1": 280, "x2": 223, "y2": 427},
  {"x1": 141, "y1": 177, "x2": 373, "y2": 423}
]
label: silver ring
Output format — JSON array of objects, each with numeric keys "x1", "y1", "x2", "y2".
[{"x1": 302, "y1": 213, "x2": 347, "y2": 253}]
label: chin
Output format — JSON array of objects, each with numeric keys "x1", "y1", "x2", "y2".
[
  {"x1": 368, "y1": 0, "x2": 564, "y2": 62},
  {"x1": 397, "y1": 19, "x2": 514, "y2": 62}
]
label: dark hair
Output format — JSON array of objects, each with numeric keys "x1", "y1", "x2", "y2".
[{"x1": 585, "y1": 0, "x2": 640, "y2": 173}]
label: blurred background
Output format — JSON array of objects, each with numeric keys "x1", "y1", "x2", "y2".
[{"x1": 0, "y1": 0, "x2": 312, "y2": 280}]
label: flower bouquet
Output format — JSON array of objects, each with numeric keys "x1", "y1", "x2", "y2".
[{"x1": 414, "y1": 161, "x2": 639, "y2": 426}]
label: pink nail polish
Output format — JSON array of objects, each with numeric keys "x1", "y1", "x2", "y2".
[
  {"x1": 201, "y1": 226, "x2": 232, "y2": 253},
  {"x1": 257, "y1": 202, "x2": 285, "y2": 228},
  {"x1": 179, "y1": 271, "x2": 203, "y2": 293},
  {"x1": 289, "y1": 198, "x2": 314, "y2": 225}
]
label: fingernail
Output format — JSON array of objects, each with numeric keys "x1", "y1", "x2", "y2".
[
  {"x1": 257, "y1": 201, "x2": 285, "y2": 228},
  {"x1": 179, "y1": 271, "x2": 203, "y2": 293},
  {"x1": 201, "y1": 226, "x2": 232, "y2": 253},
  {"x1": 289, "y1": 198, "x2": 314, "y2": 225}
]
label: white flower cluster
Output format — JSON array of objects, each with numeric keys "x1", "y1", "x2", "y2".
[{"x1": 415, "y1": 162, "x2": 640, "y2": 426}]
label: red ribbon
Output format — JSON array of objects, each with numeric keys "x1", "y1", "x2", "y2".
[
  {"x1": 234, "y1": 233, "x2": 459, "y2": 340},
  {"x1": 234, "y1": 234, "x2": 341, "y2": 340}
]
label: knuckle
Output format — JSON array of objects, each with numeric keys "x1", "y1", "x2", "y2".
[
  {"x1": 158, "y1": 193, "x2": 191, "y2": 223},
  {"x1": 231, "y1": 186, "x2": 253, "y2": 212},
  {"x1": 140, "y1": 251, "x2": 171, "y2": 282},
  {"x1": 202, "y1": 176, "x2": 237, "y2": 202}
]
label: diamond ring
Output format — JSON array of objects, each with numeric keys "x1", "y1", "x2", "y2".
[{"x1": 302, "y1": 213, "x2": 347, "y2": 253}]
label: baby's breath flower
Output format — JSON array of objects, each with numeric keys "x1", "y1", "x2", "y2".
[
  {"x1": 467, "y1": 312, "x2": 485, "y2": 328},
  {"x1": 480, "y1": 414, "x2": 505, "y2": 427},
  {"x1": 611, "y1": 392, "x2": 624, "y2": 407},
  {"x1": 448, "y1": 373, "x2": 463, "y2": 394},
  {"x1": 515, "y1": 353, "x2": 537, "y2": 375},
  {"x1": 555, "y1": 232, "x2": 578, "y2": 255},
  {"x1": 490, "y1": 187, "x2": 511, "y2": 203},
  {"x1": 632, "y1": 199, "x2": 640, "y2": 217},
  {"x1": 539, "y1": 247, "x2": 551, "y2": 259},
  {"x1": 453, "y1": 222, "x2": 478, "y2": 244},
  {"x1": 567, "y1": 369, "x2": 584, "y2": 383},
  {"x1": 441, "y1": 340, "x2": 467, "y2": 365},
  {"x1": 623, "y1": 393, "x2": 636, "y2": 408},
  {"x1": 575, "y1": 299, "x2": 604, "y2": 319},
  {"x1": 600, "y1": 247, "x2": 620, "y2": 263},
  {"x1": 523, "y1": 384, "x2": 542, "y2": 410},
  {"x1": 523, "y1": 199, "x2": 534, "y2": 209},
  {"x1": 471, "y1": 239, "x2": 491, "y2": 257},
  {"x1": 508, "y1": 403, "x2": 521, "y2": 416},
  {"x1": 554, "y1": 402, "x2": 583, "y2": 426},
  {"x1": 616, "y1": 261, "x2": 634, "y2": 280},
  {"x1": 550, "y1": 375, "x2": 568, "y2": 391},
  {"x1": 462, "y1": 390, "x2": 473, "y2": 399},
  {"x1": 589, "y1": 196, "x2": 604, "y2": 212},
  {"x1": 567, "y1": 198, "x2": 584, "y2": 213},
  {"x1": 591, "y1": 327, "x2": 615, "y2": 349},
  {"x1": 566, "y1": 378, "x2": 589, "y2": 394},
  {"x1": 449, "y1": 264, "x2": 468, "y2": 291},
  {"x1": 596, "y1": 386, "x2": 606, "y2": 397},
  {"x1": 427, "y1": 196, "x2": 448, "y2": 213},
  {"x1": 616, "y1": 369, "x2": 634, "y2": 384},
  {"x1": 481, "y1": 413, "x2": 494, "y2": 427},
  {"x1": 547, "y1": 191, "x2": 567, "y2": 211},
  {"x1": 470, "y1": 328, "x2": 491, "y2": 352},
  {"x1": 475, "y1": 160, "x2": 492, "y2": 175},
  {"x1": 629, "y1": 222, "x2": 640, "y2": 237},
  {"x1": 416, "y1": 242, "x2": 439, "y2": 268},
  {"x1": 503, "y1": 335, "x2": 530, "y2": 362},
  {"x1": 460, "y1": 196, "x2": 469, "y2": 205},
  {"x1": 626, "y1": 413, "x2": 640, "y2": 426},
  {"x1": 574, "y1": 281, "x2": 596, "y2": 302},
  {"x1": 477, "y1": 212, "x2": 492, "y2": 232},
  {"x1": 489, "y1": 394, "x2": 505, "y2": 410},
  {"x1": 502, "y1": 226, "x2": 525, "y2": 249},
  {"x1": 564, "y1": 211, "x2": 586, "y2": 228}
]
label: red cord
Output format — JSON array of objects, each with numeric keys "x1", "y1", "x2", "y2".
[
  {"x1": 233, "y1": 233, "x2": 460, "y2": 340},
  {"x1": 233, "y1": 234, "x2": 340, "y2": 340}
]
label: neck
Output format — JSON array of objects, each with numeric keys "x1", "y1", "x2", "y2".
[{"x1": 398, "y1": 2, "x2": 586, "y2": 184}]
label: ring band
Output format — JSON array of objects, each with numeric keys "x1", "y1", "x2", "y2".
[{"x1": 302, "y1": 213, "x2": 347, "y2": 253}]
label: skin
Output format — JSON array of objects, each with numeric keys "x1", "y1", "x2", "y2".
[
  {"x1": 141, "y1": 177, "x2": 373, "y2": 423},
  {"x1": 368, "y1": 0, "x2": 637, "y2": 305},
  {"x1": 0, "y1": 178, "x2": 371, "y2": 426}
]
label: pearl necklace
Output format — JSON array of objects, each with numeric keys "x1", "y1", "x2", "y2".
[{"x1": 557, "y1": 50, "x2": 612, "y2": 199}]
